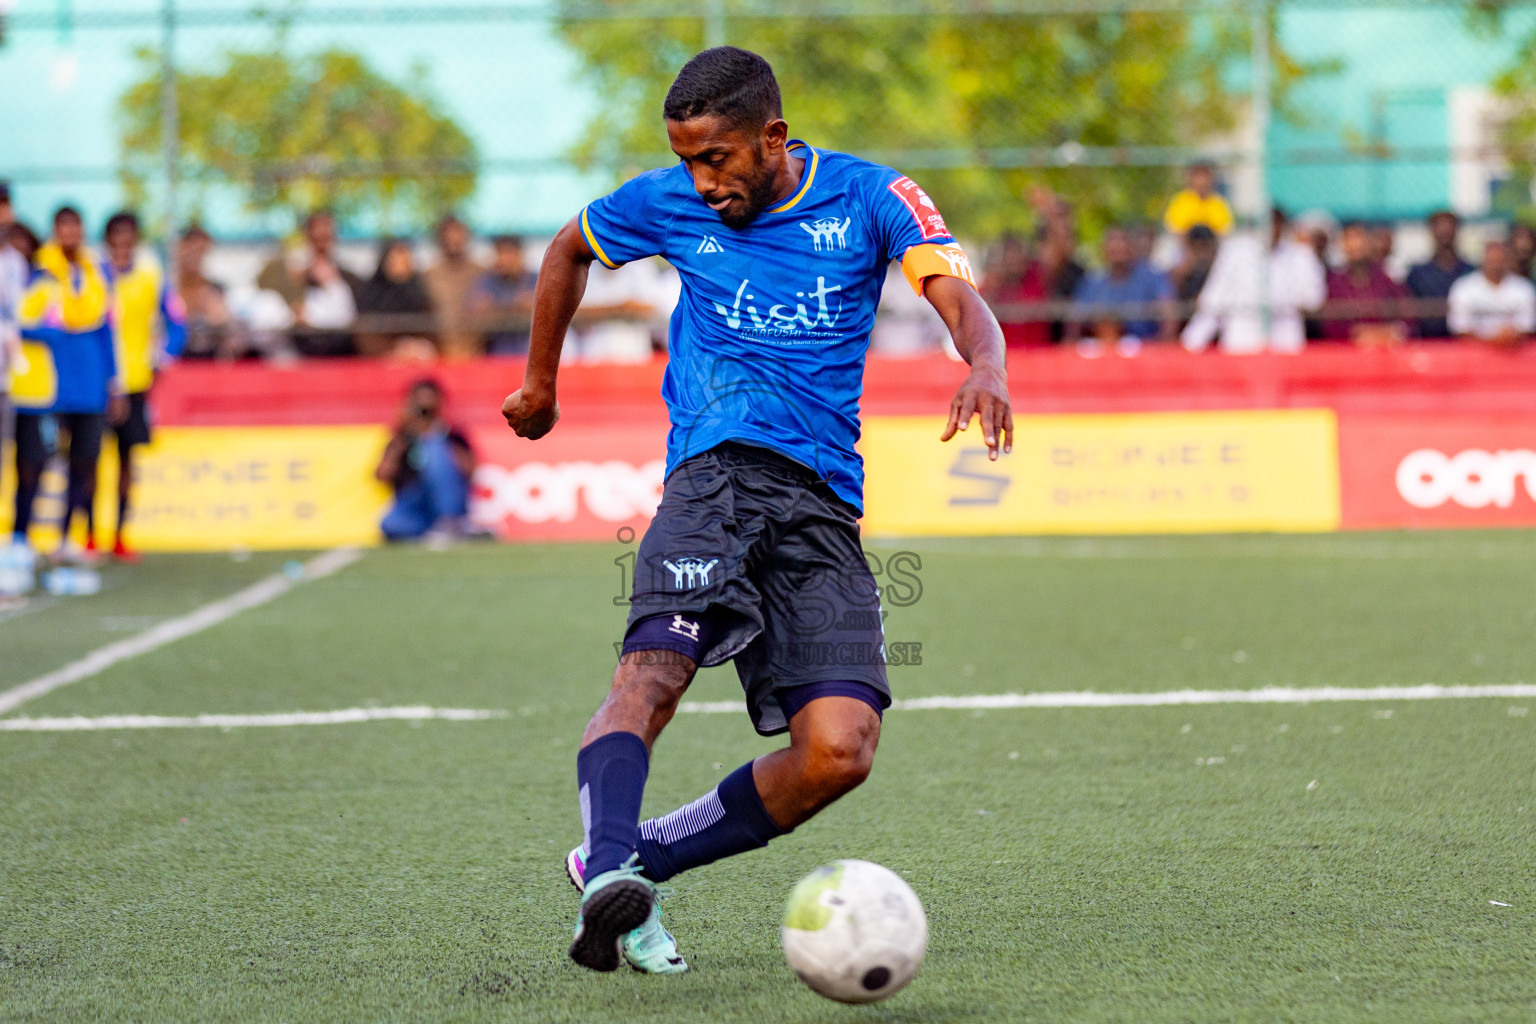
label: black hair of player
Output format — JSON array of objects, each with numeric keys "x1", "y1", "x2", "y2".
[
  {"x1": 54, "y1": 205, "x2": 82, "y2": 226},
  {"x1": 105, "y1": 211, "x2": 140, "y2": 238},
  {"x1": 663, "y1": 46, "x2": 782, "y2": 132}
]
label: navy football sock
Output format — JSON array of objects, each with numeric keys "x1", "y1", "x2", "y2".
[
  {"x1": 576, "y1": 732, "x2": 651, "y2": 880},
  {"x1": 635, "y1": 761, "x2": 787, "y2": 883}
]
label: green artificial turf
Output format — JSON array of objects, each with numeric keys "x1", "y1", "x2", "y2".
[{"x1": 2, "y1": 534, "x2": 1534, "y2": 1022}]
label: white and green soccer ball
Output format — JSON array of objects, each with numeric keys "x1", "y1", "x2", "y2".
[{"x1": 780, "y1": 859, "x2": 928, "y2": 1004}]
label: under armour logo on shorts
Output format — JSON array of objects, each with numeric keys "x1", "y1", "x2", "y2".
[{"x1": 668, "y1": 615, "x2": 701, "y2": 641}]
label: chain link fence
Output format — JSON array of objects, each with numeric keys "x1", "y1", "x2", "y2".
[{"x1": 2, "y1": 0, "x2": 1534, "y2": 352}]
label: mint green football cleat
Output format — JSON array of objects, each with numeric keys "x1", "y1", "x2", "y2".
[
  {"x1": 569, "y1": 856, "x2": 655, "y2": 972},
  {"x1": 621, "y1": 890, "x2": 688, "y2": 974},
  {"x1": 565, "y1": 845, "x2": 687, "y2": 973}
]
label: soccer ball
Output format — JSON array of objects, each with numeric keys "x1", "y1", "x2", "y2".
[{"x1": 780, "y1": 859, "x2": 928, "y2": 1004}]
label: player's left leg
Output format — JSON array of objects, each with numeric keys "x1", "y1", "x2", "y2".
[
  {"x1": 60, "y1": 414, "x2": 104, "y2": 559},
  {"x1": 111, "y1": 393, "x2": 150, "y2": 562},
  {"x1": 749, "y1": 692, "x2": 881, "y2": 830}
]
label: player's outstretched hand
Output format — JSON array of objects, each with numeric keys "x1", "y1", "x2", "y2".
[
  {"x1": 940, "y1": 365, "x2": 1013, "y2": 460},
  {"x1": 502, "y1": 387, "x2": 561, "y2": 439}
]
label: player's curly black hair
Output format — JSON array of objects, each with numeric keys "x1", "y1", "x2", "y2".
[{"x1": 663, "y1": 46, "x2": 782, "y2": 131}]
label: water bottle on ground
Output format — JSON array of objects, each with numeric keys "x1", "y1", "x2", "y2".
[{"x1": 41, "y1": 566, "x2": 102, "y2": 597}]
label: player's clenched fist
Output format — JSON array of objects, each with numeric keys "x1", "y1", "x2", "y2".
[{"x1": 501, "y1": 387, "x2": 560, "y2": 439}]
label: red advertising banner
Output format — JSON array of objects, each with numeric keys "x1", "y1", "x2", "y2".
[
  {"x1": 466, "y1": 421, "x2": 670, "y2": 541},
  {"x1": 121, "y1": 350, "x2": 1536, "y2": 541},
  {"x1": 1338, "y1": 414, "x2": 1536, "y2": 529}
]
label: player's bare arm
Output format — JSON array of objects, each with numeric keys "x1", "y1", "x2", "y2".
[
  {"x1": 926, "y1": 274, "x2": 1014, "y2": 459},
  {"x1": 500, "y1": 216, "x2": 597, "y2": 439}
]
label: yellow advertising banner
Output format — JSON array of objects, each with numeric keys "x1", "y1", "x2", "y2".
[
  {"x1": 1, "y1": 413, "x2": 1340, "y2": 551},
  {"x1": 861, "y1": 410, "x2": 1341, "y2": 536},
  {"x1": 1, "y1": 426, "x2": 392, "y2": 551}
]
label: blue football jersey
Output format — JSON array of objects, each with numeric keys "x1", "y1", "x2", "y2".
[{"x1": 581, "y1": 141, "x2": 973, "y2": 511}]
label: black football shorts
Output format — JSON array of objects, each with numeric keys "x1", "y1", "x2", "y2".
[{"x1": 625, "y1": 441, "x2": 891, "y2": 736}]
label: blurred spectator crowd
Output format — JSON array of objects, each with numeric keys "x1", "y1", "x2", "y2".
[
  {"x1": 4, "y1": 164, "x2": 1536, "y2": 378},
  {"x1": 0, "y1": 194, "x2": 678, "y2": 367},
  {"x1": 980, "y1": 163, "x2": 1536, "y2": 355}
]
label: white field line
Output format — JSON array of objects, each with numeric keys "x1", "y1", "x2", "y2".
[
  {"x1": 0, "y1": 706, "x2": 508, "y2": 732},
  {"x1": 678, "y1": 683, "x2": 1536, "y2": 715},
  {"x1": 0, "y1": 547, "x2": 364, "y2": 717}
]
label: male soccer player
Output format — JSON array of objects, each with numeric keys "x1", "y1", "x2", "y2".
[
  {"x1": 501, "y1": 47, "x2": 1013, "y2": 974},
  {"x1": 99, "y1": 210, "x2": 185, "y2": 561}
]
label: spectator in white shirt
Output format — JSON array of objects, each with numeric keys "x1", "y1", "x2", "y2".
[
  {"x1": 0, "y1": 217, "x2": 27, "y2": 423},
  {"x1": 1181, "y1": 208, "x2": 1326, "y2": 355},
  {"x1": 572, "y1": 261, "x2": 661, "y2": 363},
  {"x1": 1447, "y1": 239, "x2": 1536, "y2": 347}
]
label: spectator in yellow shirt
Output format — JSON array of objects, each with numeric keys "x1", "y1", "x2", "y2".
[
  {"x1": 1163, "y1": 162, "x2": 1234, "y2": 237},
  {"x1": 100, "y1": 211, "x2": 184, "y2": 562}
]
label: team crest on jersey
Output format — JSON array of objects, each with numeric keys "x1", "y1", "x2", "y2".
[
  {"x1": 697, "y1": 235, "x2": 726, "y2": 254},
  {"x1": 800, "y1": 216, "x2": 852, "y2": 252},
  {"x1": 888, "y1": 176, "x2": 950, "y2": 241},
  {"x1": 662, "y1": 557, "x2": 719, "y2": 589}
]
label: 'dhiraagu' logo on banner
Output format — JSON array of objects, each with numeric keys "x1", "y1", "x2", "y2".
[{"x1": 1395, "y1": 449, "x2": 1536, "y2": 509}]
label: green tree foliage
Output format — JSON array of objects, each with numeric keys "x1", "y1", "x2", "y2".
[
  {"x1": 118, "y1": 47, "x2": 477, "y2": 230},
  {"x1": 1476, "y1": 3, "x2": 1536, "y2": 224},
  {"x1": 557, "y1": 3, "x2": 1302, "y2": 240},
  {"x1": 1491, "y1": 58, "x2": 1536, "y2": 223}
]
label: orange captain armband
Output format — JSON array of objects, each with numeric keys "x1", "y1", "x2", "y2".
[{"x1": 900, "y1": 242, "x2": 978, "y2": 296}]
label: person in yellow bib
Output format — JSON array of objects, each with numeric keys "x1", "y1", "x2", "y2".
[
  {"x1": 1163, "y1": 161, "x2": 1234, "y2": 237},
  {"x1": 12, "y1": 207, "x2": 122, "y2": 562},
  {"x1": 98, "y1": 211, "x2": 185, "y2": 562}
]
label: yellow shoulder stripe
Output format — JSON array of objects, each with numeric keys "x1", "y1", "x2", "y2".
[
  {"x1": 768, "y1": 146, "x2": 819, "y2": 215},
  {"x1": 580, "y1": 207, "x2": 620, "y2": 269}
]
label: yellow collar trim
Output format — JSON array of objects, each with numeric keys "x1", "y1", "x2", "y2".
[{"x1": 767, "y1": 145, "x2": 818, "y2": 215}]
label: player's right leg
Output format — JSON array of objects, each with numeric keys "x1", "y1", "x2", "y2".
[
  {"x1": 569, "y1": 647, "x2": 697, "y2": 972},
  {"x1": 567, "y1": 445, "x2": 762, "y2": 973},
  {"x1": 10, "y1": 412, "x2": 48, "y2": 546}
]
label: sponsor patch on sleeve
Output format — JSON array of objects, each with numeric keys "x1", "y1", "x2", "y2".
[
  {"x1": 901, "y1": 242, "x2": 977, "y2": 295},
  {"x1": 888, "y1": 176, "x2": 951, "y2": 241}
]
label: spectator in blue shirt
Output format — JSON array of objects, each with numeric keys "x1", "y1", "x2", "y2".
[
  {"x1": 1405, "y1": 211, "x2": 1474, "y2": 339},
  {"x1": 1067, "y1": 225, "x2": 1176, "y2": 344},
  {"x1": 470, "y1": 236, "x2": 538, "y2": 355}
]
